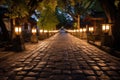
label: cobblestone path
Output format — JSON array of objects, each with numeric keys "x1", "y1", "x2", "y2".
[{"x1": 0, "y1": 33, "x2": 120, "y2": 80}]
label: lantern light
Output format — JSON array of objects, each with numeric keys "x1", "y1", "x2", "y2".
[
  {"x1": 89, "y1": 27, "x2": 94, "y2": 32},
  {"x1": 39, "y1": 30, "x2": 43, "y2": 33},
  {"x1": 102, "y1": 24, "x2": 111, "y2": 33},
  {"x1": 83, "y1": 28, "x2": 86, "y2": 32},
  {"x1": 106, "y1": 25, "x2": 110, "y2": 30},
  {"x1": 76, "y1": 29, "x2": 79, "y2": 32},
  {"x1": 102, "y1": 24, "x2": 106, "y2": 31},
  {"x1": 73, "y1": 29, "x2": 76, "y2": 32},
  {"x1": 15, "y1": 26, "x2": 22, "y2": 35},
  {"x1": 80, "y1": 28, "x2": 83, "y2": 32},
  {"x1": 44, "y1": 30, "x2": 48, "y2": 33},
  {"x1": 32, "y1": 28, "x2": 37, "y2": 34}
]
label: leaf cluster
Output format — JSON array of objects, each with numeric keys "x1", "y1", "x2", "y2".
[{"x1": 37, "y1": 0, "x2": 59, "y2": 30}]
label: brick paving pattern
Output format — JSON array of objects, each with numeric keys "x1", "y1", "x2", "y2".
[{"x1": 0, "y1": 33, "x2": 120, "y2": 80}]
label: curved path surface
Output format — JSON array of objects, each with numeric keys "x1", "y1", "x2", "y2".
[{"x1": 0, "y1": 33, "x2": 120, "y2": 80}]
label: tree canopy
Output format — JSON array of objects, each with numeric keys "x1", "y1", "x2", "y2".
[{"x1": 36, "y1": 0, "x2": 58, "y2": 30}]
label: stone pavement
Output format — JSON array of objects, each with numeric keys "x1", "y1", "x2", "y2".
[{"x1": 0, "y1": 33, "x2": 120, "y2": 80}]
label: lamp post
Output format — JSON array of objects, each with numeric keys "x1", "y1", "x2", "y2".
[
  {"x1": 73, "y1": 29, "x2": 76, "y2": 36},
  {"x1": 102, "y1": 24, "x2": 111, "y2": 34},
  {"x1": 101, "y1": 23, "x2": 112, "y2": 47},
  {"x1": 83, "y1": 28, "x2": 86, "y2": 32},
  {"x1": 15, "y1": 26, "x2": 22, "y2": 35},
  {"x1": 13, "y1": 26, "x2": 25, "y2": 52},
  {"x1": 32, "y1": 28, "x2": 37, "y2": 35},
  {"x1": 44, "y1": 30, "x2": 48, "y2": 39},
  {"x1": 31, "y1": 28, "x2": 38, "y2": 43},
  {"x1": 83, "y1": 28, "x2": 87, "y2": 39},
  {"x1": 79, "y1": 28, "x2": 83, "y2": 38},
  {"x1": 87, "y1": 27, "x2": 95, "y2": 43},
  {"x1": 39, "y1": 30, "x2": 43, "y2": 40},
  {"x1": 89, "y1": 27, "x2": 94, "y2": 33},
  {"x1": 76, "y1": 29, "x2": 79, "y2": 38}
]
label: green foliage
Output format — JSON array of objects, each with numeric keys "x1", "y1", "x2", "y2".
[
  {"x1": 57, "y1": 0, "x2": 66, "y2": 9},
  {"x1": 0, "y1": 0, "x2": 6, "y2": 5},
  {"x1": 37, "y1": 0, "x2": 59, "y2": 30},
  {"x1": 6, "y1": 0, "x2": 29, "y2": 18}
]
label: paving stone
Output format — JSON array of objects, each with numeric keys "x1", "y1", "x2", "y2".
[
  {"x1": 98, "y1": 63, "x2": 107, "y2": 67},
  {"x1": 62, "y1": 70, "x2": 71, "y2": 75},
  {"x1": 31, "y1": 67, "x2": 42, "y2": 72},
  {"x1": 14, "y1": 67, "x2": 23, "y2": 72},
  {"x1": 23, "y1": 77, "x2": 36, "y2": 80},
  {"x1": 37, "y1": 78, "x2": 47, "y2": 80},
  {"x1": 49, "y1": 75, "x2": 72, "y2": 80},
  {"x1": 106, "y1": 71, "x2": 119, "y2": 76},
  {"x1": 14, "y1": 76, "x2": 23, "y2": 80},
  {"x1": 23, "y1": 66, "x2": 34, "y2": 71},
  {"x1": 39, "y1": 71, "x2": 51, "y2": 78},
  {"x1": 91, "y1": 66, "x2": 101, "y2": 71},
  {"x1": 87, "y1": 76, "x2": 97, "y2": 80},
  {"x1": 36, "y1": 64, "x2": 45, "y2": 68},
  {"x1": 71, "y1": 70, "x2": 83, "y2": 74},
  {"x1": 27, "y1": 72, "x2": 38, "y2": 77},
  {"x1": 99, "y1": 74, "x2": 110, "y2": 80},
  {"x1": 83, "y1": 70, "x2": 95, "y2": 76},
  {"x1": 52, "y1": 70, "x2": 62, "y2": 75},
  {"x1": 43, "y1": 68, "x2": 53, "y2": 72},
  {"x1": 111, "y1": 76, "x2": 120, "y2": 80},
  {"x1": 17, "y1": 71, "x2": 27, "y2": 76},
  {"x1": 72, "y1": 74, "x2": 86, "y2": 80},
  {"x1": 101, "y1": 67, "x2": 111, "y2": 71}
]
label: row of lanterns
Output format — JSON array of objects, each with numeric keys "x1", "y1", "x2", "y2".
[
  {"x1": 67, "y1": 23, "x2": 111, "y2": 34},
  {"x1": 14, "y1": 26, "x2": 58, "y2": 35},
  {"x1": 14, "y1": 23, "x2": 111, "y2": 35},
  {"x1": 67, "y1": 27, "x2": 93, "y2": 33}
]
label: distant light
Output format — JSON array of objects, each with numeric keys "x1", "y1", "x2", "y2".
[
  {"x1": 37, "y1": 19, "x2": 39, "y2": 22},
  {"x1": 58, "y1": 10, "x2": 62, "y2": 14},
  {"x1": 102, "y1": 24, "x2": 111, "y2": 33},
  {"x1": 106, "y1": 25, "x2": 110, "y2": 30},
  {"x1": 31, "y1": 14, "x2": 39, "y2": 22},
  {"x1": 83, "y1": 28, "x2": 86, "y2": 32},
  {"x1": 39, "y1": 30, "x2": 43, "y2": 32},
  {"x1": 89, "y1": 27, "x2": 94, "y2": 32},
  {"x1": 44, "y1": 30, "x2": 48, "y2": 33},
  {"x1": 80, "y1": 29, "x2": 83, "y2": 32},
  {"x1": 102, "y1": 24, "x2": 106, "y2": 31},
  {"x1": 32, "y1": 28, "x2": 37, "y2": 34}
]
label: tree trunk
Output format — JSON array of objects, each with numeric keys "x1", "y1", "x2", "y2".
[
  {"x1": 113, "y1": 2, "x2": 120, "y2": 50},
  {"x1": 77, "y1": 14, "x2": 80, "y2": 29},
  {"x1": 99, "y1": 0, "x2": 120, "y2": 50},
  {"x1": 0, "y1": 17, "x2": 10, "y2": 42}
]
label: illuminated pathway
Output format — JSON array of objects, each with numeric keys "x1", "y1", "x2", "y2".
[{"x1": 0, "y1": 32, "x2": 120, "y2": 80}]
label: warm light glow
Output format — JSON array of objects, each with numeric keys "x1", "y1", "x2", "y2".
[
  {"x1": 102, "y1": 25, "x2": 106, "y2": 31},
  {"x1": 32, "y1": 28, "x2": 37, "y2": 34},
  {"x1": 39, "y1": 30, "x2": 43, "y2": 33},
  {"x1": 53, "y1": 30, "x2": 58, "y2": 33},
  {"x1": 74, "y1": 30, "x2": 76, "y2": 32},
  {"x1": 83, "y1": 28, "x2": 86, "y2": 32},
  {"x1": 76, "y1": 29, "x2": 79, "y2": 32},
  {"x1": 80, "y1": 29, "x2": 83, "y2": 32},
  {"x1": 49, "y1": 31, "x2": 52, "y2": 33},
  {"x1": 89, "y1": 27, "x2": 94, "y2": 32},
  {"x1": 106, "y1": 25, "x2": 110, "y2": 30},
  {"x1": 102, "y1": 24, "x2": 111, "y2": 33},
  {"x1": 15, "y1": 27, "x2": 19, "y2": 32},
  {"x1": 15, "y1": 26, "x2": 22, "y2": 35},
  {"x1": 44, "y1": 30, "x2": 48, "y2": 33}
]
